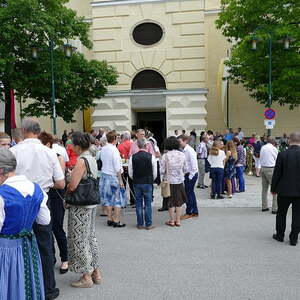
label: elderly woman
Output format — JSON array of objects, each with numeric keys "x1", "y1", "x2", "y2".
[
  {"x1": 160, "y1": 136, "x2": 188, "y2": 227},
  {"x1": 0, "y1": 149, "x2": 50, "y2": 300},
  {"x1": 66, "y1": 132, "x2": 101, "y2": 288}
]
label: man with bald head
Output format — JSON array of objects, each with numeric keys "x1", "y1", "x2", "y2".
[{"x1": 271, "y1": 132, "x2": 300, "y2": 246}]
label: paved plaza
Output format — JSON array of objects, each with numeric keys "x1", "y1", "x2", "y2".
[{"x1": 57, "y1": 176, "x2": 300, "y2": 300}]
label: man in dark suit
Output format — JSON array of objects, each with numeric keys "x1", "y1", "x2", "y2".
[{"x1": 271, "y1": 132, "x2": 300, "y2": 246}]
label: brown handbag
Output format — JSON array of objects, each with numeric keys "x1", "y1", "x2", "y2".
[{"x1": 160, "y1": 154, "x2": 171, "y2": 198}]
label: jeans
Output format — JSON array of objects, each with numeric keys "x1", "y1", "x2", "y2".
[
  {"x1": 235, "y1": 166, "x2": 245, "y2": 192},
  {"x1": 184, "y1": 173, "x2": 198, "y2": 215},
  {"x1": 210, "y1": 168, "x2": 224, "y2": 196},
  {"x1": 49, "y1": 188, "x2": 68, "y2": 262},
  {"x1": 133, "y1": 184, "x2": 153, "y2": 227}
]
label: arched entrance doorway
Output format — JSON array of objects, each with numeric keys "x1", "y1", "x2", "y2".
[{"x1": 131, "y1": 70, "x2": 166, "y2": 146}]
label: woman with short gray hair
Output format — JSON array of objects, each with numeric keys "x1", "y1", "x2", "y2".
[{"x1": 0, "y1": 149, "x2": 50, "y2": 300}]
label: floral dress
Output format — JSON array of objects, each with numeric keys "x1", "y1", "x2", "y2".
[{"x1": 224, "y1": 155, "x2": 236, "y2": 179}]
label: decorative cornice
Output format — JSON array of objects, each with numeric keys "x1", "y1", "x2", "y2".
[
  {"x1": 104, "y1": 88, "x2": 209, "y2": 97},
  {"x1": 91, "y1": 0, "x2": 166, "y2": 7}
]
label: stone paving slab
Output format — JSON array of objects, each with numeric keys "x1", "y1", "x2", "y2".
[
  {"x1": 152, "y1": 175, "x2": 265, "y2": 208},
  {"x1": 57, "y1": 207, "x2": 299, "y2": 300}
]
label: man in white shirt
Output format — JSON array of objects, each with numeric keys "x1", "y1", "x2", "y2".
[
  {"x1": 260, "y1": 137, "x2": 278, "y2": 214},
  {"x1": 52, "y1": 140, "x2": 69, "y2": 163},
  {"x1": 178, "y1": 135, "x2": 199, "y2": 219},
  {"x1": 237, "y1": 127, "x2": 245, "y2": 140},
  {"x1": 10, "y1": 118, "x2": 64, "y2": 300}
]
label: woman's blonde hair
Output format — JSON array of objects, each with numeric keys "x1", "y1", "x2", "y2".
[
  {"x1": 225, "y1": 140, "x2": 237, "y2": 160},
  {"x1": 209, "y1": 141, "x2": 220, "y2": 156}
]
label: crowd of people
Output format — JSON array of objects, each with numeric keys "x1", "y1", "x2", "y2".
[{"x1": 0, "y1": 121, "x2": 299, "y2": 300}]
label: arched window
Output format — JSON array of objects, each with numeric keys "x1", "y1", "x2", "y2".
[{"x1": 131, "y1": 70, "x2": 166, "y2": 90}]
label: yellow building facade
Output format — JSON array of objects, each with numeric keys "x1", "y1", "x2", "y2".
[{"x1": 4, "y1": 0, "x2": 298, "y2": 137}]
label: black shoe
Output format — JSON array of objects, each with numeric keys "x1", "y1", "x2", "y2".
[
  {"x1": 290, "y1": 239, "x2": 298, "y2": 246},
  {"x1": 158, "y1": 207, "x2": 168, "y2": 212},
  {"x1": 200, "y1": 186, "x2": 206, "y2": 189},
  {"x1": 217, "y1": 195, "x2": 224, "y2": 199},
  {"x1": 210, "y1": 194, "x2": 216, "y2": 199},
  {"x1": 113, "y1": 222, "x2": 126, "y2": 228},
  {"x1": 59, "y1": 267, "x2": 68, "y2": 274},
  {"x1": 272, "y1": 234, "x2": 284, "y2": 242},
  {"x1": 204, "y1": 185, "x2": 209, "y2": 188},
  {"x1": 272, "y1": 210, "x2": 277, "y2": 215},
  {"x1": 107, "y1": 220, "x2": 115, "y2": 227},
  {"x1": 262, "y1": 208, "x2": 270, "y2": 212},
  {"x1": 46, "y1": 288, "x2": 60, "y2": 300}
]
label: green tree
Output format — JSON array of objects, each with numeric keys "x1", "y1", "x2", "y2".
[
  {"x1": 0, "y1": 0, "x2": 117, "y2": 134},
  {"x1": 216, "y1": 0, "x2": 300, "y2": 109}
]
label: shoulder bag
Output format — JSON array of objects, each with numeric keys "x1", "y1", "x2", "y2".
[
  {"x1": 160, "y1": 154, "x2": 171, "y2": 198},
  {"x1": 65, "y1": 157, "x2": 100, "y2": 206}
]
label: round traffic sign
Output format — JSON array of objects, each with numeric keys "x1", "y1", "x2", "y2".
[{"x1": 264, "y1": 108, "x2": 276, "y2": 120}]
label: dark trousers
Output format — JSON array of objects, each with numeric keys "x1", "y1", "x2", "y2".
[
  {"x1": 33, "y1": 197, "x2": 57, "y2": 298},
  {"x1": 210, "y1": 168, "x2": 224, "y2": 196},
  {"x1": 276, "y1": 196, "x2": 300, "y2": 241},
  {"x1": 184, "y1": 173, "x2": 198, "y2": 215},
  {"x1": 49, "y1": 188, "x2": 68, "y2": 262},
  {"x1": 122, "y1": 168, "x2": 135, "y2": 205}
]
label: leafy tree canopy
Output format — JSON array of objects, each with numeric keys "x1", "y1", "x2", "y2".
[
  {"x1": 15, "y1": 51, "x2": 117, "y2": 122},
  {"x1": 0, "y1": 0, "x2": 117, "y2": 131},
  {"x1": 216, "y1": 0, "x2": 300, "y2": 108}
]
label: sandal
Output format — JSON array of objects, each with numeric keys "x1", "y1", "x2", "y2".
[
  {"x1": 175, "y1": 222, "x2": 181, "y2": 227},
  {"x1": 91, "y1": 274, "x2": 102, "y2": 285},
  {"x1": 165, "y1": 220, "x2": 175, "y2": 227}
]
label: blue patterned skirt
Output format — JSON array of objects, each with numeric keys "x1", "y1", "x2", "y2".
[
  {"x1": 0, "y1": 235, "x2": 45, "y2": 300},
  {"x1": 99, "y1": 173, "x2": 127, "y2": 208}
]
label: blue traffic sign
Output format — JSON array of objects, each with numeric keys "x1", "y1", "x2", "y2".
[{"x1": 264, "y1": 108, "x2": 276, "y2": 120}]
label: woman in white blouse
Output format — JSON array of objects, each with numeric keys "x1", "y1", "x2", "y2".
[{"x1": 160, "y1": 137, "x2": 188, "y2": 227}]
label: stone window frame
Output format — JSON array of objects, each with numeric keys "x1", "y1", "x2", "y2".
[{"x1": 130, "y1": 19, "x2": 165, "y2": 48}]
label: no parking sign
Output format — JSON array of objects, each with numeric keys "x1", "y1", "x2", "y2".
[
  {"x1": 264, "y1": 108, "x2": 276, "y2": 120},
  {"x1": 264, "y1": 108, "x2": 276, "y2": 129}
]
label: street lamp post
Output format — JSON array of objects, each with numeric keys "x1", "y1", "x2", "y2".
[
  {"x1": 32, "y1": 42, "x2": 76, "y2": 135},
  {"x1": 49, "y1": 41, "x2": 56, "y2": 135},
  {"x1": 251, "y1": 29, "x2": 295, "y2": 136}
]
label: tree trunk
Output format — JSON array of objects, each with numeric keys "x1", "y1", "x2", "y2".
[{"x1": 4, "y1": 81, "x2": 11, "y2": 135}]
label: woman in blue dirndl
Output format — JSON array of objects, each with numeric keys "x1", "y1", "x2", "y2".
[{"x1": 0, "y1": 149, "x2": 50, "y2": 300}]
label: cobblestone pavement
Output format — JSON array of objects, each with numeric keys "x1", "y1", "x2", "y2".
[{"x1": 57, "y1": 175, "x2": 300, "y2": 300}]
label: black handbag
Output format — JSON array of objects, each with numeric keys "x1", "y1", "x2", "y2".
[{"x1": 65, "y1": 157, "x2": 100, "y2": 206}]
